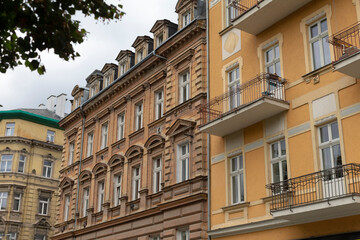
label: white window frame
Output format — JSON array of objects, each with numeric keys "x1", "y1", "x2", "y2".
[
  {"x1": 113, "y1": 174, "x2": 122, "y2": 207},
  {"x1": 137, "y1": 49, "x2": 144, "y2": 62},
  {"x1": 120, "y1": 63, "x2": 126, "y2": 76},
  {"x1": 104, "y1": 75, "x2": 110, "y2": 88},
  {"x1": 155, "y1": 89, "x2": 164, "y2": 120},
  {"x1": 43, "y1": 160, "x2": 53, "y2": 178},
  {"x1": 64, "y1": 194, "x2": 70, "y2": 221},
  {"x1": 86, "y1": 132, "x2": 93, "y2": 157},
  {"x1": 68, "y1": 142, "x2": 74, "y2": 165},
  {"x1": 230, "y1": 154, "x2": 245, "y2": 204},
  {"x1": 132, "y1": 166, "x2": 141, "y2": 200},
  {"x1": 0, "y1": 154, "x2": 13, "y2": 172},
  {"x1": 18, "y1": 155, "x2": 26, "y2": 173},
  {"x1": 270, "y1": 140, "x2": 288, "y2": 194},
  {"x1": 309, "y1": 18, "x2": 331, "y2": 70},
  {"x1": 90, "y1": 85, "x2": 96, "y2": 98},
  {"x1": 38, "y1": 197, "x2": 49, "y2": 215},
  {"x1": 13, "y1": 193, "x2": 21, "y2": 211},
  {"x1": 157, "y1": 34, "x2": 164, "y2": 47},
  {"x1": 265, "y1": 44, "x2": 281, "y2": 76},
  {"x1": 0, "y1": 192, "x2": 7, "y2": 210},
  {"x1": 46, "y1": 130, "x2": 55, "y2": 143},
  {"x1": 177, "y1": 143, "x2": 189, "y2": 183},
  {"x1": 101, "y1": 123, "x2": 108, "y2": 149},
  {"x1": 5, "y1": 123, "x2": 15, "y2": 136},
  {"x1": 153, "y1": 157, "x2": 162, "y2": 193},
  {"x1": 5, "y1": 233, "x2": 16, "y2": 240},
  {"x1": 182, "y1": 11, "x2": 191, "y2": 27},
  {"x1": 135, "y1": 102, "x2": 143, "y2": 131},
  {"x1": 97, "y1": 182, "x2": 105, "y2": 212},
  {"x1": 176, "y1": 229, "x2": 190, "y2": 240},
  {"x1": 228, "y1": 67, "x2": 240, "y2": 110},
  {"x1": 34, "y1": 234, "x2": 46, "y2": 240},
  {"x1": 82, "y1": 187, "x2": 89, "y2": 217},
  {"x1": 75, "y1": 98, "x2": 79, "y2": 108},
  {"x1": 179, "y1": 70, "x2": 190, "y2": 103},
  {"x1": 225, "y1": 0, "x2": 239, "y2": 27},
  {"x1": 319, "y1": 121, "x2": 342, "y2": 171},
  {"x1": 117, "y1": 113, "x2": 125, "y2": 140}
]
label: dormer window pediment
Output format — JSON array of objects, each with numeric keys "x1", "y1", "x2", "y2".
[
  {"x1": 175, "y1": 0, "x2": 198, "y2": 29},
  {"x1": 150, "y1": 19, "x2": 178, "y2": 49},
  {"x1": 132, "y1": 36, "x2": 154, "y2": 64}
]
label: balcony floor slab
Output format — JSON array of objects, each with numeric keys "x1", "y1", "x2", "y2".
[{"x1": 334, "y1": 52, "x2": 360, "y2": 78}]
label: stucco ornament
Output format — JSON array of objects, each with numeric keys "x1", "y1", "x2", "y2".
[{"x1": 224, "y1": 32, "x2": 239, "y2": 54}]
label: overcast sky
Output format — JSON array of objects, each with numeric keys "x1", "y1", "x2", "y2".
[{"x1": 0, "y1": 0, "x2": 178, "y2": 113}]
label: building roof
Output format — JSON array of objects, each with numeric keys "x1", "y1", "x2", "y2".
[{"x1": 16, "y1": 108, "x2": 63, "y2": 121}]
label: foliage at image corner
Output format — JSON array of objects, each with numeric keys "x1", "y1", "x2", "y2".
[{"x1": 0, "y1": 0, "x2": 125, "y2": 75}]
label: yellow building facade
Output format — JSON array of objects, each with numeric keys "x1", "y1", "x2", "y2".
[
  {"x1": 0, "y1": 109, "x2": 63, "y2": 240},
  {"x1": 202, "y1": 0, "x2": 360, "y2": 239}
]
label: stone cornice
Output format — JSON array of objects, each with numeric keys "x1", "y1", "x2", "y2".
[{"x1": 0, "y1": 136, "x2": 62, "y2": 151}]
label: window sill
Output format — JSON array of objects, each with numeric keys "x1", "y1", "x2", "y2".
[
  {"x1": 111, "y1": 138, "x2": 126, "y2": 149},
  {"x1": 302, "y1": 63, "x2": 332, "y2": 84},
  {"x1": 95, "y1": 147, "x2": 109, "y2": 157}
]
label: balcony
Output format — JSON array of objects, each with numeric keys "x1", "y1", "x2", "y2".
[
  {"x1": 199, "y1": 73, "x2": 289, "y2": 137},
  {"x1": 230, "y1": 0, "x2": 312, "y2": 35},
  {"x1": 266, "y1": 164, "x2": 360, "y2": 223},
  {"x1": 328, "y1": 22, "x2": 360, "y2": 78}
]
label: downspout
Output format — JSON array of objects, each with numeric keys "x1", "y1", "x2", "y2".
[
  {"x1": 205, "y1": 0, "x2": 211, "y2": 239},
  {"x1": 73, "y1": 105, "x2": 86, "y2": 238},
  {"x1": 153, "y1": 51, "x2": 167, "y2": 61}
]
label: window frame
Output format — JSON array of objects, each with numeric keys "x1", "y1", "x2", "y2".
[
  {"x1": 132, "y1": 166, "x2": 141, "y2": 200},
  {"x1": 179, "y1": 70, "x2": 190, "y2": 104},
  {"x1": 309, "y1": 17, "x2": 331, "y2": 70},
  {"x1": 13, "y1": 193, "x2": 21, "y2": 212},
  {"x1": 265, "y1": 44, "x2": 281, "y2": 76},
  {"x1": 64, "y1": 194, "x2": 70, "y2": 221},
  {"x1": 227, "y1": 67, "x2": 240, "y2": 110},
  {"x1": 100, "y1": 123, "x2": 108, "y2": 150},
  {"x1": 86, "y1": 132, "x2": 94, "y2": 157},
  {"x1": 225, "y1": 0, "x2": 239, "y2": 27},
  {"x1": 177, "y1": 142, "x2": 190, "y2": 183},
  {"x1": 68, "y1": 141, "x2": 75, "y2": 165},
  {"x1": 97, "y1": 181, "x2": 105, "y2": 212},
  {"x1": 46, "y1": 130, "x2": 55, "y2": 143},
  {"x1": 176, "y1": 229, "x2": 190, "y2": 240},
  {"x1": 182, "y1": 11, "x2": 191, "y2": 27},
  {"x1": 134, "y1": 101, "x2": 143, "y2": 131},
  {"x1": 0, "y1": 154, "x2": 13, "y2": 172},
  {"x1": 0, "y1": 192, "x2": 8, "y2": 210},
  {"x1": 42, "y1": 160, "x2": 53, "y2": 178},
  {"x1": 113, "y1": 174, "x2": 122, "y2": 207},
  {"x1": 82, "y1": 187, "x2": 90, "y2": 217},
  {"x1": 5, "y1": 123, "x2": 15, "y2": 136},
  {"x1": 152, "y1": 156, "x2": 162, "y2": 193},
  {"x1": 18, "y1": 155, "x2": 26, "y2": 173},
  {"x1": 104, "y1": 75, "x2": 111, "y2": 88},
  {"x1": 230, "y1": 154, "x2": 245, "y2": 205},
  {"x1": 154, "y1": 89, "x2": 164, "y2": 120},
  {"x1": 38, "y1": 197, "x2": 49, "y2": 215},
  {"x1": 117, "y1": 113, "x2": 125, "y2": 141}
]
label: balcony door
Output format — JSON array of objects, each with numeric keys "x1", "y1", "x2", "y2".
[
  {"x1": 228, "y1": 67, "x2": 240, "y2": 110},
  {"x1": 319, "y1": 122, "x2": 344, "y2": 198}
]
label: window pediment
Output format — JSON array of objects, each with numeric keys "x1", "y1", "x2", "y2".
[
  {"x1": 92, "y1": 163, "x2": 107, "y2": 177},
  {"x1": 145, "y1": 135, "x2": 165, "y2": 153},
  {"x1": 166, "y1": 119, "x2": 196, "y2": 137},
  {"x1": 34, "y1": 218, "x2": 51, "y2": 229},
  {"x1": 79, "y1": 170, "x2": 92, "y2": 184},
  {"x1": 108, "y1": 154, "x2": 125, "y2": 169},
  {"x1": 125, "y1": 145, "x2": 144, "y2": 162},
  {"x1": 59, "y1": 177, "x2": 74, "y2": 190}
]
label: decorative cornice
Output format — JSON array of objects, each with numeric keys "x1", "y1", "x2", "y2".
[{"x1": 0, "y1": 137, "x2": 62, "y2": 151}]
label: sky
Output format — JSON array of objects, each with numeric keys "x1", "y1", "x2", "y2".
[{"x1": 0, "y1": 0, "x2": 179, "y2": 113}]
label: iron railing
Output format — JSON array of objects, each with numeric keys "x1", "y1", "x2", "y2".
[
  {"x1": 229, "y1": 0, "x2": 264, "y2": 21},
  {"x1": 199, "y1": 73, "x2": 286, "y2": 126},
  {"x1": 266, "y1": 163, "x2": 360, "y2": 213},
  {"x1": 328, "y1": 22, "x2": 360, "y2": 64}
]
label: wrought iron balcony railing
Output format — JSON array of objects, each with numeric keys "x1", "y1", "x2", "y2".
[
  {"x1": 229, "y1": 0, "x2": 264, "y2": 21},
  {"x1": 328, "y1": 22, "x2": 360, "y2": 64},
  {"x1": 266, "y1": 163, "x2": 360, "y2": 213},
  {"x1": 199, "y1": 73, "x2": 286, "y2": 127}
]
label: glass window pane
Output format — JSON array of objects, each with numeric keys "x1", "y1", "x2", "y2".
[
  {"x1": 282, "y1": 160, "x2": 288, "y2": 181},
  {"x1": 322, "y1": 147, "x2": 332, "y2": 169},
  {"x1": 275, "y1": 62, "x2": 281, "y2": 76},
  {"x1": 280, "y1": 140, "x2": 286, "y2": 156},
  {"x1": 266, "y1": 49, "x2": 273, "y2": 63},
  {"x1": 240, "y1": 173, "x2": 244, "y2": 202},
  {"x1": 275, "y1": 45, "x2": 279, "y2": 59},
  {"x1": 320, "y1": 19, "x2": 328, "y2": 32},
  {"x1": 271, "y1": 142, "x2": 278, "y2": 158},
  {"x1": 239, "y1": 155, "x2": 243, "y2": 169},
  {"x1": 320, "y1": 126, "x2": 329, "y2": 143},
  {"x1": 272, "y1": 162, "x2": 280, "y2": 183},
  {"x1": 312, "y1": 40, "x2": 321, "y2": 69},
  {"x1": 232, "y1": 175, "x2": 239, "y2": 203},
  {"x1": 322, "y1": 36, "x2": 331, "y2": 65},
  {"x1": 331, "y1": 122, "x2": 339, "y2": 139},
  {"x1": 231, "y1": 157, "x2": 237, "y2": 172},
  {"x1": 332, "y1": 144, "x2": 342, "y2": 166},
  {"x1": 310, "y1": 24, "x2": 318, "y2": 38}
]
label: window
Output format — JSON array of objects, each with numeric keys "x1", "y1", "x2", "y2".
[
  {"x1": 179, "y1": 70, "x2": 190, "y2": 103},
  {"x1": 137, "y1": 49, "x2": 143, "y2": 62},
  {"x1": 38, "y1": 197, "x2": 49, "y2": 215},
  {"x1": 150, "y1": 236, "x2": 160, "y2": 240},
  {"x1": 155, "y1": 89, "x2": 164, "y2": 120},
  {"x1": 182, "y1": 11, "x2": 191, "y2": 27},
  {"x1": 117, "y1": 113, "x2": 125, "y2": 140},
  {"x1": 64, "y1": 194, "x2": 70, "y2": 221},
  {"x1": 157, "y1": 34, "x2": 164, "y2": 46},
  {"x1": 0, "y1": 192, "x2": 7, "y2": 210},
  {"x1": 177, "y1": 229, "x2": 189, "y2": 240},
  {"x1": 46, "y1": 130, "x2": 55, "y2": 143},
  {"x1": 90, "y1": 85, "x2": 96, "y2": 98},
  {"x1": 230, "y1": 154, "x2": 244, "y2": 204},
  {"x1": 270, "y1": 140, "x2": 288, "y2": 193},
  {"x1": 101, "y1": 123, "x2": 108, "y2": 149},
  {"x1": 153, "y1": 157, "x2": 162, "y2": 193},
  {"x1": 228, "y1": 67, "x2": 240, "y2": 110},
  {"x1": 265, "y1": 44, "x2": 281, "y2": 76},
  {"x1": 18, "y1": 155, "x2": 25, "y2": 173},
  {"x1": 13, "y1": 193, "x2": 21, "y2": 211},
  {"x1": 319, "y1": 122, "x2": 342, "y2": 177},
  {"x1": 68, "y1": 142, "x2": 74, "y2": 165},
  {"x1": 34, "y1": 235, "x2": 46, "y2": 240},
  {"x1": 132, "y1": 166, "x2": 141, "y2": 200},
  {"x1": 113, "y1": 174, "x2": 122, "y2": 206},
  {"x1": 120, "y1": 63, "x2": 126, "y2": 76},
  {"x1": 42, "y1": 160, "x2": 53, "y2": 178},
  {"x1": 177, "y1": 143, "x2": 189, "y2": 183},
  {"x1": 0, "y1": 154, "x2": 12, "y2": 172},
  {"x1": 309, "y1": 18, "x2": 331, "y2": 70},
  {"x1": 86, "y1": 132, "x2": 93, "y2": 157},
  {"x1": 135, "y1": 102, "x2": 143, "y2": 131},
  {"x1": 3, "y1": 233, "x2": 16, "y2": 240},
  {"x1": 104, "y1": 75, "x2": 110, "y2": 88},
  {"x1": 82, "y1": 188, "x2": 89, "y2": 217},
  {"x1": 75, "y1": 98, "x2": 80, "y2": 108},
  {"x1": 97, "y1": 182, "x2": 104, "y2": 212},
  {"x1": 225, "y1": 0, "x2": 239, "y2": 27},
  {"x1": 5, "y1": 123, "x2": 15, "y2": 136}
]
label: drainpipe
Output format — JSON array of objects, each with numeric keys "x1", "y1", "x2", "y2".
[
  {"x1": 73, "y1": 105, "x2": 86, "y2": 239},
  {"x1": 205, "y1": 0, "x2": 211, "y2": 239},
  {"x1": 153, "y1": 51, "x2": 167, "y2": 61}
]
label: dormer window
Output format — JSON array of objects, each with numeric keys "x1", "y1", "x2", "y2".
[
  {"x1": 182, "y1": 11, "x2": 191, "y2": 27},
  {"x1": 120, "y1": 63, "x2": 126, "y2": 76},
  {"x1": 104, "y1": 75, "x2": 110, "y2": 88},
  {"x1": 75, "y1": 98, "x2": 79, "y2": 108},
  {"x1": 90, "y1": 85, "x2": 96, "y2": 98},
  {"x1": 157, "y1": 34, "x2": 164, "y2": 47},
  {"x1": 137, "y1": 49, "x2": 144, "y2": 63}
]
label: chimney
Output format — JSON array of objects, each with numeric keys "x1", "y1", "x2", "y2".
[
  {"x1": 46, "y1": 95, "x2": 56, "y2": 112},
  {"x1": 55, "y1": 93, "x2": 67, "y2": 118}
]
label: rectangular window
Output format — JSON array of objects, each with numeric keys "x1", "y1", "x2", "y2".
[
  {"x1": 132, "y1": 166, "x2": 141, "y2": 200},
  {"x1": 225, "y1": 0, "x2": 239, "y2": 27},
  {"x1": 137, "y1": 49, "x2": 143, "y2": 62},
  {"x1": 309, "y1": 18, "x2": 331, "y2": 70},
  {"x1": 34, "y1": 235, "x2": 46, "y2": 240},
  {"x1": 177, "y1": 229, "x2": 189, "y2": 240},
  {"x1": 13, "y1": 193, "x2": 21, "y2": 211},
  {"x1": 0, "y1": 192, "x2": 7, "y2": 210},
  {"x1": 75, "y1": 98, "x2": 80, "y2": 108},
  {"x1": 42, "y1": 160, "x2": 53, "y2": 178},
  {"x1": 18, "y1": 155, "x2": 25, "y2": 173},
  {"x1": 64, "y1": 194, "x2": 70, "y2": 221},
  {"x1": 182, "y1": 11, "x2": 191, "y2": 27},
  {"x1": 113, "y1": 174, "x2": 122, "y2": 206},
  {"x1": 157, "y1": 34, "x2": 164, "y2": 46},
  {"x1": 179, "y1": 70, "x2": 190, "y2": 103},
  {"x1": 177, "y1": 143, "x2": 189, "y2": 183},
  {"x1": 97, "y1": 182, "x2": 105, "y2": 212},
  {"x1": 117, "y1": 113, "x2": 125, "y2": 140},
  {"x1": 6, "y1": 233, "x2": 16, "y2": 240},
  {"x1": 265, "y1": 44, "x2": 281, "y2": 76},
  {"x1": 90, "y1": 85, "x2": 96, "y2": 98},
  {"x1": 228, "y1": 67, "x2": 240, "y2": 110},
  {"x1": 155, "y1": 89, "x2": 164, "y2": 120},
  {"x1": 46, "y1": 130, "x2": 55, "y2": 143},
  {"x1": 104, "y1": 75, "x2": 110, "y2": 88},
  {"x1": 230, "y1": 154, "x2": 245, "y2": 204},
  {"x1": 271, "y1": 140, "x2": 288, "y2": 193},
  {"x1": 120, "y1": 64, "x2": 126, "y2": 76},
  {"x1": 38, "y1": 197, "x2": 49, "y2": 215},
  {"x1": 135, "y1": 102, "x2": 143, "y2": 131},
  {"x1": 101, "y1": 123, "x2": 108, "y2": 149},
  {"x1": 87, "y1": 132, "x2": 93, "y2": 157},
  {"x1": 5, "y1": 123, "x2": 15, "y2": 136},
  {"x1": 82, "y1": 188, "x2": 89, "y2": 217},
  {"x1": 0, "y1": 154, "x2": 12, "y2": 172},
  {"x1": 68, "y1": 142, "x2": 74, "y2": 165},
  {"x1": 153, "y1": 157, "x2": 162, "y2": 193},
  {"x1": 150, "y1": 236, "x2": 160, "y2": 240}
]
